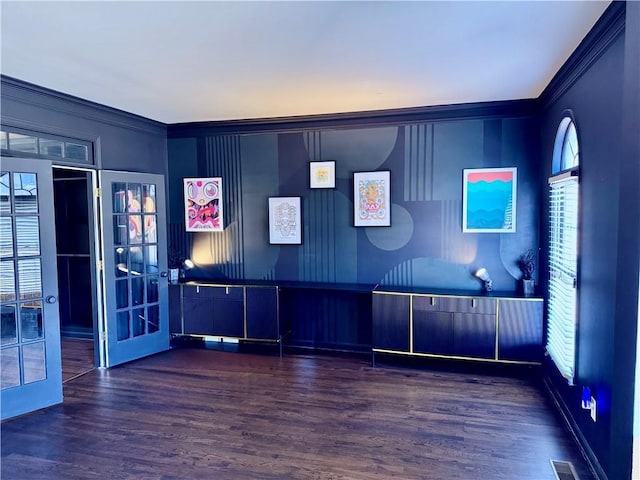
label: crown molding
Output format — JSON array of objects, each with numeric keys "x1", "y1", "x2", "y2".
[
  {"x1": 1, "y1": 75, "x2": 167, "y2": 136},
  {"x1": 167, "y1": 99, "x2": 538, "y2": 138},
  {"x1": 540, "y1": 1, "x2": 625, "y2": 110}
]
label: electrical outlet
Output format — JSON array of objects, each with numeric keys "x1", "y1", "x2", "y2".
[{"x1": 590, "y1": 396, "x2": 597, "y2": 422}]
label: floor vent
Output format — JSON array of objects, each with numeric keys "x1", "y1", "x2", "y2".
[{"x1": 551, "y1": 460, "x2": 579, "y2": 480}]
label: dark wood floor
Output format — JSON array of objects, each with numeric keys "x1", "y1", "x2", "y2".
[
  {"x1": 1, "y1": 348, "x2": 593, "y2": 479},
  {"x1": 61, "y1": 337, "x2": 95, "y2": 382}
]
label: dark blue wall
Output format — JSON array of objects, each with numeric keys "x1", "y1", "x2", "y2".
[
  {"x1": 540, "y1": 3, "x2": 638, "y2": 479},
  {"x1": 1, "y1": 76, "x2": 168, "y2": 174},
  {"x1": 168, "y1": 114, "x2": 541, "y2": 293}
]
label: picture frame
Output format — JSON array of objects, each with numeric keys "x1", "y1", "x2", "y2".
[
  {"x1": 462, "y1": 167, "x2": 517, "y2": 233},
  {"x1": 353, "y1": 171, "x2": 391, "y2": 227},
  {"x1": 309, "y1": 161, "x2": 336, "y2": 189},
  {"x1": 268, "y1": 196, "x2": 302, "y2": 244},
  {"x1": 184, "y1": 177, "x2": 223, "y2": 232}
]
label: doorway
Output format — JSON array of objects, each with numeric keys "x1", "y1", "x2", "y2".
[{"x1": 52, "y1": 167, "x2": 98, "y2": 381}]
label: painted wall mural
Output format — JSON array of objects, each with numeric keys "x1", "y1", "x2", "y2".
[{"x1": 168, "y1": 117, "x2": 540, "y2": 292}]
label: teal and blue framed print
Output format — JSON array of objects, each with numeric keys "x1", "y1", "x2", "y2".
[{"x1": 462, "y1": 167, "x2": 517, "y2": 233}]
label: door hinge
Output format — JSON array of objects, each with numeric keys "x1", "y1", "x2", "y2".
[
  {"x1": 99, "y1": 331, "x2": 106, "y2": 342},
  {"x1": 97, "y1": 260, "x2": 104, "y2": 271},
  {"x1": 94, "y1": 187, "x2": 101, "y2": 198}
]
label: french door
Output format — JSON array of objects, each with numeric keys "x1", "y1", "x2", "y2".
[
  {"x1": 98, "y1": 170, "x2": 169, "y2": 367},
  {"x1": 1, "y1": 157, "x2": 62, "y2": 420}
]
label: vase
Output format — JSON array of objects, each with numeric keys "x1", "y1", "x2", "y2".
[
  {"x1": 169, "y1": 268, "x2": 179, "y2": 283},
  {"x1": 522, "y1": 279, "x2": 535, "y2": 297}
]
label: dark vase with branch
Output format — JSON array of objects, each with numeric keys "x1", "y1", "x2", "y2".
[{"x1": 519, "y1": 249, "x2": 536, "y2": 296}]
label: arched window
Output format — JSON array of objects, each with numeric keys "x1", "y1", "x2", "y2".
[{"x1": 547, "y1": 115, "x2": 580, "y2": 384}]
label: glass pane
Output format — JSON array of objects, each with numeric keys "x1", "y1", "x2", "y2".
[
  {"x1": 8, "y1": 133, "x2": 37, "y2": 154},
  {"x1": 20, "y1": 300, "x2": 43, "y2": 340},
  {"x1": 117, "y1": 311, "x2": 130, "y2": 341},
  {"x1": 116, "y1": 279, "x2": 129, "y2": 309},
  {"x1": 144, "y1": 215, "x2": 157, "y2": 244},
  {"x1": 0, "y1": 131, "x2": 7, "y2": 150},
  {"x1": 39, "y1": 138, "x2": 64, "y2": 158},
  {"x1": 65, "y1": 142, "x2": 88, "y2": 161},
  {"x1": 16, "y1": 216, "x2": 40, "y2": 256},
  {"x1": 112, "y1": 183, "x2": 127, "y2": 214},
  {"x1": 113, "y1": 215, "x2": 128, "y2": 246},
  {"x1": 0, "y1": 172, "x2": 10, "y2": 214},
  {"x1": 129, "y1": 246, "x2": 144, "y2": 276},
  {"x1": 1, "y1": 347, "x2": 20, "y2": 389},
  {"x1": 132, "y1": 307, "x2": 145, "y2": 337},
  {"x1": 145, "y1": 245, "x2": 158, "y2": 274},
  {"x1": 23, "y1": 342, "x2": 46, "y2": 384},
  {"x1": 128, "y1": 215, "x2": 142, "y2": 244},
  {"x1": 115, "y1": 247, "x2": 129, "y2": 277},
  {"x1": 142, "y1": 184, "x2": 156, "y2": 213},
  {"x1": 1, "y1": 260, "x2": 16, "y2": 302},
  {"x1": 1, "y1": 304, "x2": 17, "y2": 345},
  {"x1": 148, "y1": 305, "x2": 159, "y2": 334},
  {"x1": 18, "y1": 259, "x2": 42, "y2": 300},
  {"x1": 13, "y1": 173, "x2": 38, "y2": 213},
  {"x1": 127, "y1": 184, "x2": 142, "y2": 213},
  {"x1": 0, "y1": 217, "x2": 13, "y2": 257},
  {"x1": 147, "y1": 276, "x2": 159, "y2": 303},
  {"x1": 131, "y1": 277, "x2": 144, "y2": 306}
]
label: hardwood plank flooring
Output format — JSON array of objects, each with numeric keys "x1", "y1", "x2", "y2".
[
  {"x1": 61, "y1": 337, "x2": 95, "y2": 382},
  {"x1": 1, "y1": 349, "x2": 593, "y2": 479}
]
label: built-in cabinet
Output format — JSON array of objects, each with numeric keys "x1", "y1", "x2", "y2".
[
  {"x1": 169, "y1": 282, "x2": 282, "y2": 352},
  {"x1": 373, "y1": 288, "x2": 543, "y2": 365},
  {"x1": 171, "y1": 282, "x2": 543, "y2": 365}
]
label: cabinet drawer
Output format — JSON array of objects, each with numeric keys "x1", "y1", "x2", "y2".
[
  {"x1": 183, "y1": 285, "x2": 243, "y2": 301},
  {"x1": 414, "y1": 295, "x2": 496, "y2": 315}
]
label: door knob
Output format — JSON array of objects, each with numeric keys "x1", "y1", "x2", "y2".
[
  {"x1": 45, "y1": 295, "x2": 57, "y2": 304},
  {"x1": 160, "y1": 271, "x2": 168, "y2": 278}
]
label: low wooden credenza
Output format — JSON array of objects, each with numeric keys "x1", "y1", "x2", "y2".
[{"x1": 372, "y1": 286, "x2": 543, "y2": 366}]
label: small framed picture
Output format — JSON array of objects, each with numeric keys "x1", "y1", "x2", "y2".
[
  {"x1": 309, "y1": 161, "x2": 336, "y2": 189},
  {"x1": 184, "y1": 177, "x2": 223, "y2": 232},
  {"x1": 462, "y1": 167, "x2": 517, "y2": 233},
  {"x1": 353, "y1": 171, "x2": 391, "y2": 227},
  {"x1": 268, "y1": 197, "x2": 302, "y2": 244}
]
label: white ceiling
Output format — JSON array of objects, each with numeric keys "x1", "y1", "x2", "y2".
[{"x1": 1, "y1": 1, "x2": 611, "y2": 124}]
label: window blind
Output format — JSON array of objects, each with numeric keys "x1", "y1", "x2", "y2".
[{"x1": 547, "y1": 173, "x2": 579, "y2": 384}]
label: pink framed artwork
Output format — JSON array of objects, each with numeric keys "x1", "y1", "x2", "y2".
[{"x1": 184, "y1": 177, "x2": 223, "y2": 232}]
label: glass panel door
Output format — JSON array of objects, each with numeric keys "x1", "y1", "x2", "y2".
[
  {"x1": 1, "y1": 157, "x2": 62, "y2": 420},
  {"x1": 99, "y1": 171, "x2": 168, "y2": 367}
]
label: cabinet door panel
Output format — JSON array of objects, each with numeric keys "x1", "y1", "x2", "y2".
[
  {"x1": 213, "y1": 299, "x2": 244, "y2": 337},
  {"x1": 246, "y1": 287, "x2": 278, "y2": 339},
  {"x1": 168, "y1": 284, "x2": 182, "y2": 333},
  {"x1": 372, "y1": 294, "x2": 409, "y2": 352},
  {"x1": 498, "y1": 299, "x2": 543, "y2": 362},
  {"x1": 413, "y1": 310, "x2": 454, "y2": 355},
  {"x1": 454, "y1": 313, "x2": 496, "y2": 359},
  {"x1": 183, "y1": 296, "x2": 214, "y2": 335}
]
